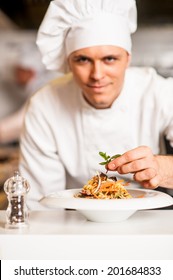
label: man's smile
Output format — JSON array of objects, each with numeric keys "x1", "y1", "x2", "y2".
[{"x1": 86, "y1": 82, "x2": 111, "y2": 89}]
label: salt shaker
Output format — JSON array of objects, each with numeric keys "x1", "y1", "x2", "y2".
[{"x1": 4, "y1": 171, "x2": 30, "y2": 229}]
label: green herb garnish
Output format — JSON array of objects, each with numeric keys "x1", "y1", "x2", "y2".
[{"x1": 99, "y1": 151, "x2": 121, "y2": 166}]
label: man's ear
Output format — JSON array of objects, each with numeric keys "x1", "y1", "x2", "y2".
[{"x1": 126, "y1": 54, "x2": 131, "y2": 68}]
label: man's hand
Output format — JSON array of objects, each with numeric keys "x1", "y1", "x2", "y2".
[{"x1": 107, "y1": 145, "x2": 173, "y2": 189}]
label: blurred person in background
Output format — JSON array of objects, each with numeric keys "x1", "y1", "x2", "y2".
[{"x1": 0, "y1": 45, "x2": 58, "y2": 145}]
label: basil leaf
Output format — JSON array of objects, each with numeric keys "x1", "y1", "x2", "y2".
[
  {"x1": 110, "y1": 154, "x2": 121, "y2": 159},
  {"x1": 99, "y1": 161, "x2": 108, "y2": 165},
  {"x1": 99, "y1": 152, "x2": 107, "y2": 160},
  {"x1": 99, "y1": 152, "x2": 121, "y2": 168}
]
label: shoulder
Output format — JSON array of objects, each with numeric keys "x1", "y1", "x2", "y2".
[
  {"x1": 28, "y1": 73, "x2": 75, "y2": 107},
  {"x1": 125, "y1": 67, "x2": 173, "y2": 114},
  {"x1": 126, "y1": 66, "x2": 160, "y2": 82},
  {"x1": 25, "y1": 72, "x2": 80, "y2": 120},
  {"x1": 126, "y1": 66, "x2": 173, "y2": 92}
]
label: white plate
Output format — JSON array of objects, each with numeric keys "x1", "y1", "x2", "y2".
[{"x1": 40, "y1": 185, "x2": 173, "y2": 223}]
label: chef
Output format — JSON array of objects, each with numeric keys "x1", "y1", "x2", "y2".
[
  {"x1": 0, "y1": 44, "x2": 57, "y2": 144},
  {"x1": 19, "y1": 0, "x2": 173, "y2": 209}
]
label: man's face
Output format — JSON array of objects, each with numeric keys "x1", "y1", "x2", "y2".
[{"x1": 68, "y1": 45, "x2": 130, "y2": 109}]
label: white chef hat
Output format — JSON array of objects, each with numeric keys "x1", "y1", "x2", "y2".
[{"x1": 36, "y1": 0, "x2": 137, "y2": 73}]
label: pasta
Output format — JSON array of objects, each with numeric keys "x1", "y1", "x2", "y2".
[{"x1": 74, "y1": 172, "x2": 132, "y2": 199}]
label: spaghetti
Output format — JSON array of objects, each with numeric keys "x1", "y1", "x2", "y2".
[{"x1": 75, "y1": 172, "x2": 132, "y2": 199}]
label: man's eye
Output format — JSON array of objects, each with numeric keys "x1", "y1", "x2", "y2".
[
  {"x1": 104, "y1": 56, "x2": 116, "y2": 63},
  {"x1": 74, "y1": 56, "x2": 90, "y2": 63}
]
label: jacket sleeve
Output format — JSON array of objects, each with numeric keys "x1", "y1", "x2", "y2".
[{"x1": 19, "y1": 95, "x2": 66, "y2": 210}]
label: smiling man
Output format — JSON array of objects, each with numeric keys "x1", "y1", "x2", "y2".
[
  {"x1": 19, "y1": 0, "x2": 173, "y2": 210},
  {"x1": 68, "y1": 46, "x2": 130, "y2": 109}
]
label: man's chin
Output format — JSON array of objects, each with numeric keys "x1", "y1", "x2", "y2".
[
  {"x1": 90, "y1": 99, "x2": 113, "y2": 109},
  {"x1": 82, "y1": 91, "x2": 115, "y2": 109}
]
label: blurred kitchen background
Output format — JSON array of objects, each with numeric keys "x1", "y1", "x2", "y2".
[{"x1": 0, "y1": 0, "x2": 173, "y2": 209}]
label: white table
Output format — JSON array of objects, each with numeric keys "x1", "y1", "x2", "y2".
[{"x1": 0, "y1": 210, "x2": 173, "y2": 260}]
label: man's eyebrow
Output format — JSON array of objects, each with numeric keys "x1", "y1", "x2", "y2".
[
  {"x1": 73, "y1": 54, "x2": 89, "y2": 58},
  {"x1": 103, "y1": 53, "x2": 121, "y2": 58},
  {"x1": 74, "y1": 54, "x2": 120, "y2": 57},
  {"x1": 72, "y1": 53, "x2": 122, "y2": 60}
]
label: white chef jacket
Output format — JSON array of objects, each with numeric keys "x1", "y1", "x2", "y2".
[{"x1": 19, "y1": 67, "x2": 173, "y2": 209}]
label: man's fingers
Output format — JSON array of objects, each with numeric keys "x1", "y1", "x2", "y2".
[
  {"x1": 116, "y1": 158, "x2": 156, "y2": 174},
  {"x1": 133, "y1": 167, "x2": 157, "y2": 182},
  {"x1": 107, "y1": 146, "x2": 152, "y2": 171},
  {"x1": 140, "y1": 175, "x2": 161, "y2": 189}
]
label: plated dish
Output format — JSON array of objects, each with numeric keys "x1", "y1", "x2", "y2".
[{"x1": 40, "y1": 182, "x2": 173, "y2": 222}]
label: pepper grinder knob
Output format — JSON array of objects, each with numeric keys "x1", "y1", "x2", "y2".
[{"x1": 4, "y1": 171, "x2": 30, "y2": 229}]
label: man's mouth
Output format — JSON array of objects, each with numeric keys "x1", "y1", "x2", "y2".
[{"x1": 87, "y1": 84, "x2": 108, "y2": 88}]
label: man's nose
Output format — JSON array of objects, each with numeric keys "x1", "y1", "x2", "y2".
[{"x1": 90, "y1": 61, "x2": 104, "y2": 80}]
